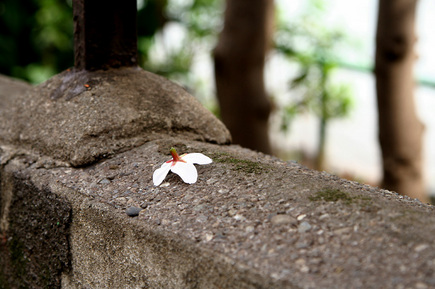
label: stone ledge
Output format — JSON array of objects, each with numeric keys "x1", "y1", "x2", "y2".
[
  {"x1": 2, "y1": 139, "x2": 435, "y2": 289},
  {"x1": 1, "y1": 73, "x2": 435, "y2": 288},
  {"x1": 0, "y1": 69, "x2": 230, "y2": 167}
]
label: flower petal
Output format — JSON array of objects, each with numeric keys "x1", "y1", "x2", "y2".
[
  {"x1": 181, "y1": 153, "x2": 212, "y2": 165},
  {"x1": 153, "y1": 162, "x2": 172, "y2": 186},
  {"x1": 171, "y1": 162, "x2": 198, "y2": 184}
]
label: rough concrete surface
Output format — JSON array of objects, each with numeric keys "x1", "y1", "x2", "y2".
[
  {"x1": 0, "y1": 75, "x2": 31, "y2": 98},
  {"x1": 1, "y1": 72, "x2": 435, "y2": 289},
  {"x1": 2, "y1": 139, "x2": 435, "y2": 289},
  {"x1": 0, "y1": 68, "x2": 230, "y2": 167}
]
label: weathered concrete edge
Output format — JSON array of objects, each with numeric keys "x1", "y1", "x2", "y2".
[
  {"x1": 3, "y1": 138, "x2": 435, "y2": 288},
  {"x1": 0, "y1": 69, "x2": 231, "y2": 167},
  {"x1": 0, "y1": 153, "x2": 296, "y2": 289},
  {"x1": 2, "y1": 74, "x2": 435, "y2": 288}
]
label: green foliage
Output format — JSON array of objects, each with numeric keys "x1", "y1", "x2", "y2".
[
  {"x1": 0, "y1": 0, "x2": 222, "y2": 90},
  {"x1": 167, "y1": 0, "x2": 222, "y2": 39},
  {"x1": 145, "y1": 0, "x2": 222, "y2": 75},
  {"x1": 275, "y1": 0, "x2": 354, "y2": 133},
  {"x1": 137, "y1": 0, "x2": 168, "y2": 67},
  {"x1": 274, "y1": 0, "x2": 354, "y2": 169},
  {"x1": 140, "y1": 0, "x2": 223, "y2": 109},
  {"x1": 1, "y1": 0, "x2": 353, "y2": 128},
  {"x1": 0, "y1": 0, "x2": 73, "y2": 83}
]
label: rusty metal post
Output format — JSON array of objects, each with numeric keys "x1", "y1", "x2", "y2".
[{"x1": 73, "y1": 0, "x2": 138, "y2": 71}]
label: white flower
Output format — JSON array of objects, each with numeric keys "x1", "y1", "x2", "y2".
[{"x1": 153, "y1": 147, "x2": 212, "y2": 186}]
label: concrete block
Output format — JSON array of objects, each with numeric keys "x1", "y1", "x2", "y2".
[
  {"x1": 1, "y1": 73, "x2": 435, "y2": 288},
  {"x1": 0, "y1": 68, "x2": 230, "y2": 167},
  {"x1": 1, "y1": 139, "x2": 435, "y2": 288}
]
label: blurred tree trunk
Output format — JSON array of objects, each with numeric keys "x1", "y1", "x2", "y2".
[
  {"x1": 213, "y1": 0, "x2": 274, "y2": 154},
  {"x1": 375, "y1": 0, "x2": 427, "y2": 202}
]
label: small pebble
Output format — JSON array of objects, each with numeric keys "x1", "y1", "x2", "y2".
[
  {"x1": 106, "y1": 174, "x2": 117, "y2": 180},
  {"x1": 206, "y1": 178, "x2": 218, "y2": 185},
  {"x1": 334, "y1": 227, "x2": 351, "y2": 235},
  {"x1": 298, "y1": 221, "x2": 312, "y2": 233},
  {"x1": 196, "y1": 215, "x2": 208, "y2": 223},
  {"x1": 245, "y1": 225, "x2": 255, "y2": 233},
  {"x1": 228, "y1": 208, "x2": 238, "y2": 216},
  {"x1": 115, "y1": 197, "x2": 127, "y2": 205},
  {"x1": 415, "y1": 282, "x2": 428, "y2": 289},
  {"x1": 193, "y1": 204, "x2": 206, "y2": 212},
  {"x1": 414, "y1": 244, "x2": 429, "y2": 253},
  {"x1": 296, "y1": 241, "x2": 310, "y2": 249},
  {"x1": 204, "y1": 233, "x2": 213, "y2": 242},
  {"x1": 161, "y1": 219, "x2": 171, "y2": 226},
  {"x1": 126, "y1": 206, "x2": 142, "y2": 217},
  {"x1": 98, "y1": 178, "x2": 111, "y2": 184},
  {"x1": 271, "y1": 214, "x2": 297, "y2": 226}
]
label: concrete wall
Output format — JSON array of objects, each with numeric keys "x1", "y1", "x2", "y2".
[{"x1": 1, "y1": 72, "x2": 435, "y2": 289}]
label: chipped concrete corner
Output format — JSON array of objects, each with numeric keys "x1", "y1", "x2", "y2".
[{"x1": 1, "y1": 73, "x2": 435, "y2": 289}]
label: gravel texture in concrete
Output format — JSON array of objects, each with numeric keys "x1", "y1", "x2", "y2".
[
  {"x1": 2, "y1": 139, "x2": 435, "y2": 288},
  {"x1": 0, "y1": 68, "x2": 230, "y2": 167},
  {"x1": 1, "y1": 72, "x2": 435, "y2": 288}
]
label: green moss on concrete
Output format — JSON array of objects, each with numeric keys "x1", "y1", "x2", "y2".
[
  {"x1": 39, "y1": 266, "x2": 52, "y2": 288},
  {"x1": 9, "y1": 237, "x2": 28, "y2": 279},
  {"x1": 212, "y1": 152, "x2": 270, "y2": 174},
  {"x1": 354, "y1": 195, "x2": 373, "y2": 206},
  {"x1": 309, "y1": 189, "x2": 373, "y2": 206},
  {"x1": 309, "y1": 189, "x2": 353, "y2": 204}
]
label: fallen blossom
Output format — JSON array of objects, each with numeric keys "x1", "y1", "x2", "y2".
[{"x1": 153, "y1": 148, "x2": 212, "y2": 186}]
